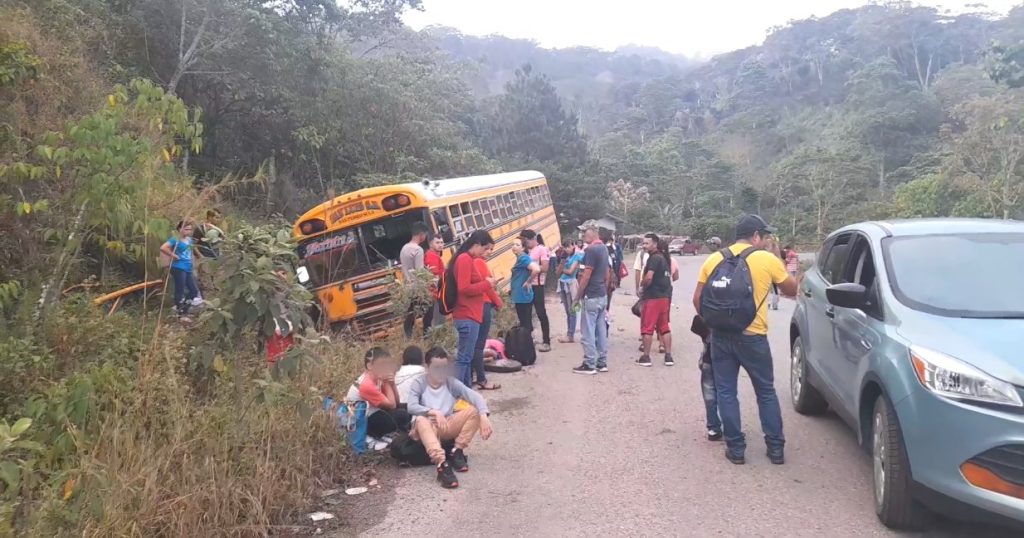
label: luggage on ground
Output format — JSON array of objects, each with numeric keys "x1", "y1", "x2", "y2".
[{"x1": 504, "y1": 325, "x2": 536, "y2": 366}]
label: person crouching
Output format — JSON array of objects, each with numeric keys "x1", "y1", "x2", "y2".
[
  {"x1": 406, "y1": 346, "x2": 494, "y2": 489},
  {"x1": 346, "y1": 347, "x2": 412, "y2": 447}
]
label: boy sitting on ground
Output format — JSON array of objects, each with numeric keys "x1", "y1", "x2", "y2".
[{"x1": 406, "y1": 346, "x2": 494, "y2": 489}]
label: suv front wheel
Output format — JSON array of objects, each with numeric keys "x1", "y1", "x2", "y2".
[
  {"x1": 872, "y1": 395, "x2": 928, "y2": 529},
  {"x1": 790, "y1": 335, "x2": 828, "y2": 415}
]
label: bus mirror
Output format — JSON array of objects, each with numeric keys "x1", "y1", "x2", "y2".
[{"x1": 296, "y1": 266, "x2": 310, "y2": 284}]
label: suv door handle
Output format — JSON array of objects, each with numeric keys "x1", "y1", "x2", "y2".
[{"x1": 825, "y1": 307, "x2": 835, "y2": 319}]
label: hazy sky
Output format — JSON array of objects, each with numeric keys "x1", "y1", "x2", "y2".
[{"x1": 404, "y1": 0, "x2": 1021, "y2": 58}]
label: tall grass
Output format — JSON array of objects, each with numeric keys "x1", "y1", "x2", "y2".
[{"x1": 1, "y1": 297, "x2": 376, "y2": 537}]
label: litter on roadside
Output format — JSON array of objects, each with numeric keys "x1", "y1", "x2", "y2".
[
  {"x1": 345, "y1": 487, "x2": 368, "y2": 495},
  {"x1": 308, "y1": 512, "x2": 334, "y2": 522}
]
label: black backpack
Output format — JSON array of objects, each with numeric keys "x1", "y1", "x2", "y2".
[
  {"x1": 389, "y1": 433, "x2": 455, "y2": 466},
  {"x1": 699, "y1": 247, "x2": 762, "y2": 333},
  {"x1": 505, "y1": 326, "x2": 536, "y2": 366},
  {"x1": 437, "y1": 265, "x2": 459, "y2": 316}
]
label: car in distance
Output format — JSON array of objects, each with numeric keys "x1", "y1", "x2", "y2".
[
  {"x1": 789, "y1": 219, "x2": 1024, "y2": 530},
  {"x1": 668, "y1": 238, "x2": 700, "y2": 255}
]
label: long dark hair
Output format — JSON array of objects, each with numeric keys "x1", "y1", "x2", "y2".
[{"x1": 445, "y1": 230, "x2": 494, "y2": 280}]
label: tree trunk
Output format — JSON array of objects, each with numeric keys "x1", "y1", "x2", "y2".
[
  {"x1": 34, "y1": 200, "x2": 89, "y2": 322},
  {"x1": 816, "y1": 200, "x2": 824, "y2": 241}
]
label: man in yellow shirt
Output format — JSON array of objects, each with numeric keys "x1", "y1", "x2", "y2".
[{"x1": 692, "y1": 215, "x2": 798, "y2": 465}]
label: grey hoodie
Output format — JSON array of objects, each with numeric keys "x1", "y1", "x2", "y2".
[{"x1": 406, "y1": 375, "x2": 490, "y2": 417}]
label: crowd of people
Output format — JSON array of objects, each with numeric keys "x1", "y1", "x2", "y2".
[{"x1": 162, "y1": 207, "x2": 802, "y2": 486}]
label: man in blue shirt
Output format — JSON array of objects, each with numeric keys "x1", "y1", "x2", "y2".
[{"x1": 572, "y1": 226, "x2": 610, "y2": 375}]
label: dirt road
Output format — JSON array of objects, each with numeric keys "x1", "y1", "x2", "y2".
[{"x1": 341, "y1": 254, "x2": 1009, "y2": 537}]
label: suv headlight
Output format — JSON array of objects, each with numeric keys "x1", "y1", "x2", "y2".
[{"x1": 910, "y1": 346, "x2": 1022, "y2": 407}]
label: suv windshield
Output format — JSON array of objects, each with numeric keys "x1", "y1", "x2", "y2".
[
  {"x1": 884, "y1": 233, "x2": 1024, "y2": 318},
  {"x1": 298, "y1": 209, "x2": 427, "y2": 288}
]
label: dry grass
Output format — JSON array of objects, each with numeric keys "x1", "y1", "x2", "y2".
[
  {"x1": 60, "y1": 337, "x2": 360, "y2": 537},
  {"x1": 6, "y1": 310, "x2": 380, "y2": 537},
  {"x1": 0, "y1": 7, "x2": 105, "y2": 145}
]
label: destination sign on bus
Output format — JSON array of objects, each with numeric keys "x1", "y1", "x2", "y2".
[
  {"x1": 330, "y1": 200, "x2": 381, "y2": 224},
  {"x1": 301, "y1": 232, "x2": 357, "y2": 257}
]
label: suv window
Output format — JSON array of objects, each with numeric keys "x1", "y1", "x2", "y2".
[
  {"x1": 844, "y1": 235, "x2": 882, "y2": 319},
  {"x1": 819, "y1": 233, "x2": 853, "y2": 284}
]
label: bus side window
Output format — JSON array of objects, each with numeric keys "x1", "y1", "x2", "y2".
[
  {"x1": 498, "y1": 194, "x2": 510, "y2": 220},
  {"x1": 492, "y1": 196, "x2": 504, "y2": 222},
  {"x1": 473, "y1": 200, "x2": 492, "y2": 227},
  {"x1": 459, "y1": 202, "x2": 475, "y2": 230},
  {"x1": 432, "y1": 208, "x2": 454, "y2": 244},
  {"x1": 449, "y1": 204, "x2": 464, "y2": 236}
]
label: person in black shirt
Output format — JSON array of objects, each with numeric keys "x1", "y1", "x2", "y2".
[{"x1": 636, "y1": 233, "x2": 673, "y2": 367}]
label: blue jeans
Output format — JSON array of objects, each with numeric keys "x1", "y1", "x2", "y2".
[
  {"x1": 579, "y1": 295, "x2": 608, "y2": 369},
  {"x1": 170, "y1": 268, "x2": 198, "y2": 316},
  {"x1": 558, "y1": 279, "x2": 578, "y2": 339},
  {"x1": 471, "y1": 304, "x2": 493, "y2": 385},
  {"x1": 454, "y1": 318, "x2": 481, "y2": 387},
  {"x1": 711, "y1": 332, "x2": 784, "y2": 456},
  {"x1": 700, "y1": 348, "x2": 722, "y2": 432}
]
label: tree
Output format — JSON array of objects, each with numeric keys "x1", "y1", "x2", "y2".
[
  {"x1": 483, "y1": 65, "x2": 588, "y2": 166},
  {"x1": 838, "y1": 58, "x2": 942, "y2": 190},
  {"x1": 946, "y1": 90, "x2": 1024, "y2": 219},
  {"x1": 605, "y1": 178, "x2": 649, "y2": 225},
  {"x1": 777, "y1": 146, "x2": 872, "y2": 240}
]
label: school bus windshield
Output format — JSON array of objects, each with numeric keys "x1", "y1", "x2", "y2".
[{"x1": 297, "y1": 209, "x2": 426, "y2": 288}]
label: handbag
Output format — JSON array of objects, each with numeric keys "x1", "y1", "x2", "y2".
[
  {"x1": 618, "y1": 262, "x2": 629, "y2": 281},
  {"x1": 631, "y1": 299, "x2": 645, "y2": 318},
  {"x1": 323, "y1": 397, "x2": 368, "y2": 455}
]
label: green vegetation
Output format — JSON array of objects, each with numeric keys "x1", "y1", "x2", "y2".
[{"x1": 2, "y1": 0, "x2": 1024, "y2": 534}]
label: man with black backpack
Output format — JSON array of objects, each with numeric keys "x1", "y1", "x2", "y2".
[{"x1": 693, "y1": 215, "x2": 798, "y2": 466}]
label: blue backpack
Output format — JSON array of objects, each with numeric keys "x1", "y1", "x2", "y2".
[
  {"x1": 699, "y1": 247, "x2": 761, "y2": 333},
  {"x1": 323, "y1": 396, "x2": 368, "y2": 455}
]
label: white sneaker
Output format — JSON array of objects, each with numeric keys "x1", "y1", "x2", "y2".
[
  {"x1": 191, "y1": 297, "x2": 204, "y2": 307},
  {"x1": 366, "y1": 436, "x2": 389, "y2": 451}
]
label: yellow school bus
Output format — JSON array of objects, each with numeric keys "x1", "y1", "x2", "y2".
[{"x1": 292, "y1": 170, "x2": 561, "y2": 333}]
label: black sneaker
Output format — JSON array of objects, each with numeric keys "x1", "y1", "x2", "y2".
[
  {"x1": 635, "y1": 355, "x2": 652, "y2": 367},
  {"x1": 597, "y1": 365, "x2": 609, "y2": 373},
  {"x1": 664, "y1": 354, "x2": 675, "y2": 366},
  {"x1": 573, "y1": 363, "x2": 597, "y2": 375},
  {"x1": 449, "y1": 448, "x2": 469, "y2": 472},
  {"x1": 437, "y1": 461, "x2": 459, "y2": 488},
  {"x1": 725, "y1": 451, "x2": 746, "y2": 465},
  {"x1": 767, "y1": 449, "x2": 785, "y2": 465},
  {"x1": 707, "y1": 429, "x2": 723, "y2": 441}
]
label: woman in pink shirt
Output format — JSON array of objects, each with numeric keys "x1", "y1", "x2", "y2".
[{"x1": 520, "y1": 229, "x2": 551, "y2": 352}]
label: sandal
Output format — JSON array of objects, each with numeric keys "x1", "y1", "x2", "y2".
[{"x1": 474, "y1": 382, "x2": 501, "y2": 390}]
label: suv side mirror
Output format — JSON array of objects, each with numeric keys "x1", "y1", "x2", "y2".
[{"x1": 826, "y1": 282, "x2": 868, "y2": 310}]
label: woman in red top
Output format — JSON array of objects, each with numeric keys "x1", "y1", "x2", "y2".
[
  {"x1": 472, "y1": 244, "x2": 504, "y2": 390},
  {"x1": 446, "y1": 230, "x2": 496, "y2": 386}
]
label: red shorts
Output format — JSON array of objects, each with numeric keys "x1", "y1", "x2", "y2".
[{"x1": 640, "y1": 298, "x2": 671, "y2": 336}]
